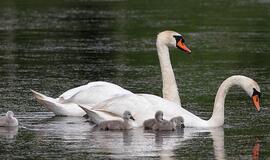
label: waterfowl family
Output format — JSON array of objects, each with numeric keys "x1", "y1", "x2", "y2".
[
  {"x1": 31, "y1": 30, "x2": 191, "y2": 116},
  {"x1": 0, "y1": 111, "x2": 18, "y2": 127},
  {"x1": 144, "y1": 111, "x2": 185, "y2": 131},
  {"x1": 81, "y1": 75, "x2": 261, "y2": 128},
  {"x1": 30, "y1": 31, "x2": 261, "y2": 129},
  {"x1": 98, "y1": 111, "x2": 135, "y2": 130}
]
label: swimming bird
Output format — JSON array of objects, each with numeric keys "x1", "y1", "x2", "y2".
[
  {"x1": 31, "y1": 82, "x2": 132, "y2": 116},
  {"x1": 144, "y1": 111, "x2": 184, "y2": 131},
  {"x1": 81, "y1": 75, "x2": 261, "y2": 128},
  {"x1": 98, "y1": 111, "x2": 135, "y2": 130},
  {"x1": 31, "y1": 30, "x2": 191, "y2": 116},
  {"x1": 0, "y1": 111, "x2": 18, "y2": 127}
]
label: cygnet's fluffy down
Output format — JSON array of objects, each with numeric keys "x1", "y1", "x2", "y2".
[
  {"x1": 143, "y1": 111, "x2": 184, "y2": 131},
  {"x1": 0, "y1": 111, "x2": 18, "y2": 127},
  {"x1": 98, "y1": 111, "x2": 135, "y2": 130}
]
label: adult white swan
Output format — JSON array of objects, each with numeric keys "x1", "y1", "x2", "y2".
[
  {"x1": 31, "y1": 30, "x2": 191, "y2": 116},
  {"x1": 81, "y1": 75, "x2": 261, "y2": 128},
  {"x1": 30, "y1": 82, "x2": 132, "y2": 116}
]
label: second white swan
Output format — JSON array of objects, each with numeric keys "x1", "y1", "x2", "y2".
[{"x1": 81, "y1": 75, "x2": 261, "y2": 128}]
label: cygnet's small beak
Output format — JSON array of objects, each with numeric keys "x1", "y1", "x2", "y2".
[
  {"x1": 180, "y1": 123, "x2": 185, "y2": 128},
  {"x1": 177, "y1": 39, "x2": 191, "y2": 54},
  {"x1": 252, "y1": 95, "x2": 261, "y2": 112},
  {"x1": 130, "y1": 116, "x2": 135, "y2": 121}
]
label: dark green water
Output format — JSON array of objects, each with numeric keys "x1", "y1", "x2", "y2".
[{"x1": 0, "y1": 0, "x2": 269, "y2": 159}]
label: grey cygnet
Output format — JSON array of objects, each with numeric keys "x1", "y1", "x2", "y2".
[
  {"x1": 98, "y1": 110, "x2": 135, "y2": 130},
  {"x1": 143, "y1": 111, "x2": 184, "y2": 131},
  {"x1": 0, "y1": 111, "x2": 18, "y2": 127}
]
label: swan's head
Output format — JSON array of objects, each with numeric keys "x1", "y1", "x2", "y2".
[
  {"x1": 123, "y1": 110, "x2": 135, "y2": 121},
  {"x1": 248, "y1": 82, "x2": 261, "y2": 112},
  {"x1": 251, "y1": 88, "x2": 261, "y2": 112},
  {"x1": 231, "y1": 75, "x2": 261, "y2": 112},
  {"x1": 157, "y1": 31, "x2": 191, "y2": 53},
  {"x1": 155, "y1": 110, "x2": 164, "y2": 122},
  {"x1": 6, "y1": 111, "x2": 14, "y2": 119}
]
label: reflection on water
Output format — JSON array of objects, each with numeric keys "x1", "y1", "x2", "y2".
[
  {"x1": 252, "y1": 138, "x2": 260, "y2": 160},
  {"x1": 210, "y1": 128, "x2": 225, "y2": 160},
  {"x1": 0, "y1": 126, "x2": 18, "y2": 139},
  {"x1": 6, "y1": 113, "x2": 222, "y2": 159},
  {"x1": 0, "y1": 113, "x2": 226, "y2": 159},
  {"x1": 0, "y1": 0, "x2": 269, "y2": 159},
  {"x1": 19, "y1": 113, "x2": 187, "y2": 159},
  {"x1": 0, "y1": 112, "x2": 268, "y2": 159}
]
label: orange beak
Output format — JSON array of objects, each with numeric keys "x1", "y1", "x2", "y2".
[
  {"x1": 252, "y1": 95, "x2": 260, "y2": 112},
  {"x1": 177, "y1": 39, "x2": 191, "y2": 53}
]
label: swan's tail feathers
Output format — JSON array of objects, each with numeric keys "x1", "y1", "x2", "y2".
[
  {"x1": 30, "y1": 89, "x2": 56, "y2": 107},
  {"x1": 30, "y1": 89, "x2": 86, "y2": 116},
  {"x1": 30, "y1": 89, "x2": 48, "y2": 100}
]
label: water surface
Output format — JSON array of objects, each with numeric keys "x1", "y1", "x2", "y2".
[{"x1": 0, "y1": 0, "x2": 269, "y2": 159}]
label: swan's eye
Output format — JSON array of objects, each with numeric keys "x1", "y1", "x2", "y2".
[
  {"x1": 173, "y1": 35, "x2": 182, "y2": 43},
  {"x1": 252, "y1": 88, "x2": 261, "y2": 98},
  {"x1": 173, "y1": 35, "x2": 186, "y2": 46}
]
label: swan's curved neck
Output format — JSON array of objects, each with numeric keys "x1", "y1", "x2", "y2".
[
  {"x1": 156, "y1": 41, "x2": 181, "y2": 105},
  {"x1": 208, "y1": 76, "x2": 248, "y2": 126}
]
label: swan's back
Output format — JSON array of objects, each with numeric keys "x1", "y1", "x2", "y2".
[{"x1": 59, "y1": 81, "x2": 132, "y2": 106}]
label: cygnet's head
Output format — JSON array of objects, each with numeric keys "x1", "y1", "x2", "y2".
[
  {"x1": 157, "y1": 30, "x2": 191, "y2": 53},
  {"x1": 155, "y1": 111, "x2": 164, "y2": 122},
  {"x1": 6, "y1": 111, "x2": 14, "y2": 119},
  {"x1": 123, "y1": 111, "x2": 135, "y2": 121},
  {"x1": 171, "y1": 116, "x2": 185, "y2": 128},
  {"x1": 175, "y1": 116, "x2": 184, "y2": 123}
]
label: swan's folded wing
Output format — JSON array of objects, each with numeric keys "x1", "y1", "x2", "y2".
[
  {"x1": 79, "y1": 105, "x2": 122, "y2": 124},
  {"x1": 58, "y1": 83, "x2": 89, "y2": 102},
  {"x1": 90, "y1": 94, "x2": 159, "y2": 127},
  {"x1": 92, "y1": 94, "x2": 151, "y2": 115},
  {"x1": 58, "y1": 81, "x2": 133, "y2": 106}
]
